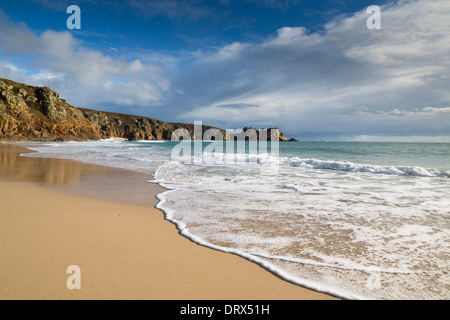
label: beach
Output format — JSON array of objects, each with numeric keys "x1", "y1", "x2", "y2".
[{"x1": 0, "y1": 143, "x2": 336, "y2": 300}]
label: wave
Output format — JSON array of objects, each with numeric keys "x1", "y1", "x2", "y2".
[
  {"x1": 250, "y1": 252, "x2": 429, "y2": 275},
  {"x1": 23, "y1": 140, "x2": 450, "y2": 178},
  {"x1": 153, "y1": 188, "x2": 362, "y2": 300},
  {"x1": 22, "y1": 140, "x2": 449, "y2": 299},
  {"x1": 136, "y1": 140, "x2": 167, "y2": 143},
  {"x1": 197, "y1": 151, "x2": 449, "y2": 178},
  {"x1": 282, "y1": 158, "x2": 450, "y2": 178}
]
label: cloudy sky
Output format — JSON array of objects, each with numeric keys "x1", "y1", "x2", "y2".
[{"x1": 0, "y1": 0, "x2": 449, "y2": 141}]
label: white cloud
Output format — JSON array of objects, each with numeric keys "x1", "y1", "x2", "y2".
[
  {"x1": 422, "y1": 107, "x2": 450, "y2": 113},
  {"x1": 167, "y1": 0, "x2": 450, "y2": 138},
  {"x1": 0, "y1": 9, "x2": 172, "y2": 109},
  {"x1": 1, "y1": 0, "x2": 450, "y2": 139}
]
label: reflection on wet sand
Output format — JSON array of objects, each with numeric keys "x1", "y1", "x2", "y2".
[
  {"x1": 0, "y1": 144, "x2": 82, "y2": 186},
  {"x1": 0, "y1": 143, "x2": 161, "y2": 207}
]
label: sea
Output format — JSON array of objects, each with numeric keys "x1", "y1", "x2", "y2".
[{"x1": 20, "y1": 140, "x2": 450, "y2": 300}]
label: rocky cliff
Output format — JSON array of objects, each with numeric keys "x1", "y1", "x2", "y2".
[{"x1": 0, "y1": 78, "x2": 290, "y2": 142}]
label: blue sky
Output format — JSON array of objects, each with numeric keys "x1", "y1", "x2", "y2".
[{"x1": 1, "y1": 0, "x2": 449, "y2": 141}]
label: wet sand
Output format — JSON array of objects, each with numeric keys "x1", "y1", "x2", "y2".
[{"x1": 0, "y1": 143, "x2": 337, "y2": 300}]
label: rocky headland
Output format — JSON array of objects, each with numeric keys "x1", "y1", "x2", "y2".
[{"x1": 0, "y1": 78, "x2": 293, "y2": 142}]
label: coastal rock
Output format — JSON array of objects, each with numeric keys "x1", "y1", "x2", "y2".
[
  {"x1": 0, "y1": 79, "x2": 101, "y2": 141},
  {"x1": 0, "y1": 78, "x2": 291, "y2": 142}
]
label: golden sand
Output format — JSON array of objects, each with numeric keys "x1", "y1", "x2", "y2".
[{"x1": 0, "y1": 144, "x2": 337, "y2": 300}]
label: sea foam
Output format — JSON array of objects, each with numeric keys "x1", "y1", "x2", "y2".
[{"x1": 20, "y1": 140, "x2": 450, "y2": 300}]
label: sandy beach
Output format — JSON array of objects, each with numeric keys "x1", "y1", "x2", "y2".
[{"x1": 0, "y1": 143, "x2": 336, "y2": 300}]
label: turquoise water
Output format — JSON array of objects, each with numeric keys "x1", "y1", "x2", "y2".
[
  {"x1": 280, "y1": 142, "x2": 450, "y2": 171},
  {"x1": 22, "y1": 140, "x2": 450, "y2": 299},
  {"x1": 127, "y1": 141, "x2": 450, "y2": 173}
]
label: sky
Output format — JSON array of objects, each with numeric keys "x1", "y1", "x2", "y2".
[{"x1": 0, "y1": 0, "x2": 449, "y2": 141}]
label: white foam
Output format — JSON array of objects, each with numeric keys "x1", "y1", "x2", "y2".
[
  {"x1": 282, "y1": 157, "x2": 450, "y2": 177},
  {"x1": 154, "y1": 188, "x2": 364, "y2": 300},
  {"x1": 154, "y1": 158, "x2": 450, "y2": 300},
  {"x1": 277, "y1": 184, "x2": 302, "y2": 193},
  {"x1": 137, "y1": 140, "x2": 166, "y2": 143},
  {"x1": 20, "y1": 141, "x2": 450, "y2": 300}
]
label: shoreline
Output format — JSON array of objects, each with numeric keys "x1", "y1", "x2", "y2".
[{"x1": 0, "y1": 143, "x2": 337, "y2": 300}]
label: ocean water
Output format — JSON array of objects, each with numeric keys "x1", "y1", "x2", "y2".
[{"x1": 21, "y1": 140, "x2": 450, "y2": 300}]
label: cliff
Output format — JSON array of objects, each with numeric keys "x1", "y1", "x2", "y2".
[{"x1": 0, "y1": 78, "x2": 290, "y2": 142}]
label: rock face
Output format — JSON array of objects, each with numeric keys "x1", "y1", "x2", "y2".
[
  {"x1": 0, "y1": 78, "x2": 292, "y2": 142},
  {"x1": 0, "y1": 79, "x2": 100, "y2": 141}
]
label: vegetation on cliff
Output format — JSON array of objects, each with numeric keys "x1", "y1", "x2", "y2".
[{"x1": 0, "y1": 78, "x2": 292, "y2": 142}]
